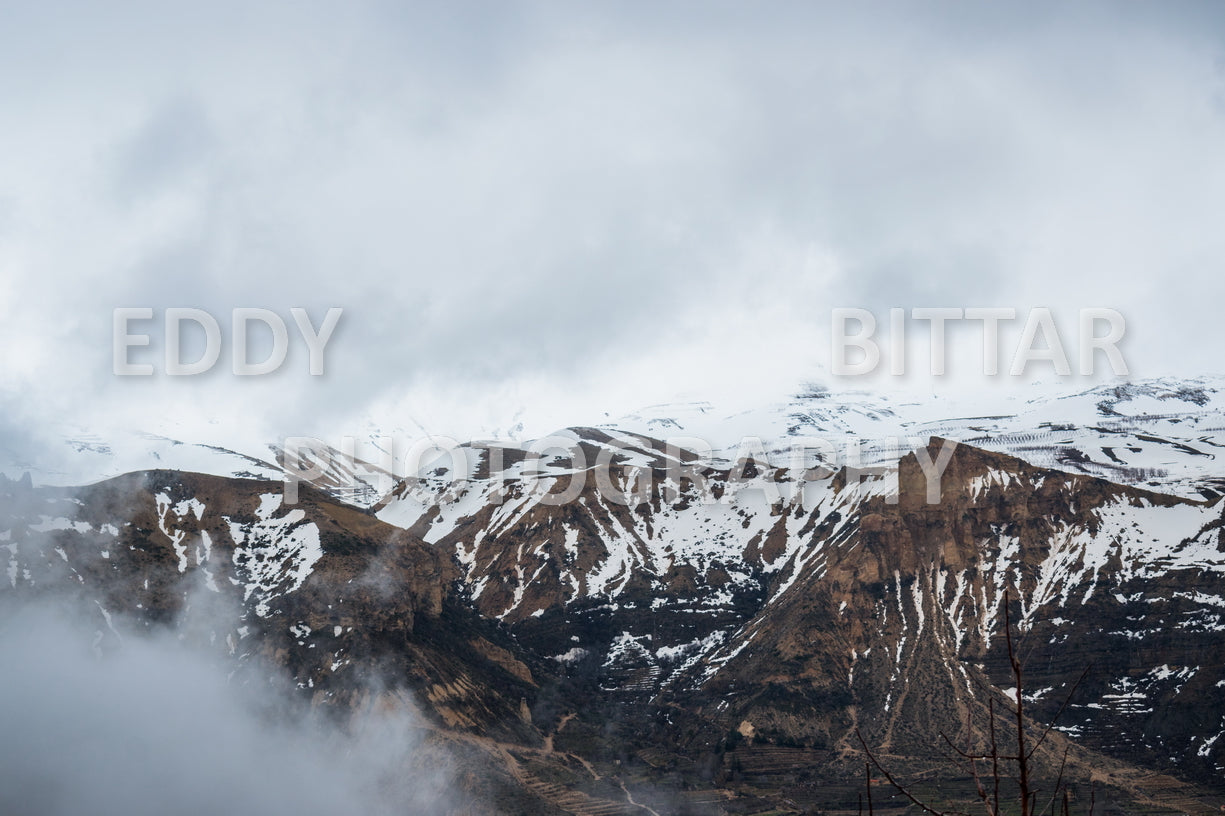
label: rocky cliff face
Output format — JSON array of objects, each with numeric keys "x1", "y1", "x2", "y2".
[
  {"x1": 373, "y1": 429, "x2": 1225, "y2": 809},
  {"x1": 659, "y1": 439, "x2": 1225, "y2": 795}
]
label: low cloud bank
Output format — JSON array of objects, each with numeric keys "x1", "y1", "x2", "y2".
[{"x1": 0, "y1": 598, "x2": 458, "y2": 815}]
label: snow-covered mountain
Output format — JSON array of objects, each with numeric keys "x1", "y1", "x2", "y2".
[
  {"x1": 0, "y1": 427, "x2": 283, "y2": 486},
  {"x1": 606, "y1": 376, "x2": 1225, "y2": 499},
  {"x1": 5, "y1": 376, "x2": 1225, "y2": 813},
  {"x1": 8, "y1": 376, "x2": 1223, "y2": 505}
]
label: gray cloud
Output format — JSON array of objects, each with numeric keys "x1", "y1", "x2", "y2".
[
  {"x1": 1, "y1": 1, "x2": 1224, "y2": 442},
  {"x1": 109, "y1": 95, "x2": 216, "y2": 203},
  {"x1": 0, "y1": 598, "x2": 455, "y2": 816}
]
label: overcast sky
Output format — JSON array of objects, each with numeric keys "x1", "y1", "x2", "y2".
[{"x1": 3, "y1": 1, "x2": 1225, "y2": 449}]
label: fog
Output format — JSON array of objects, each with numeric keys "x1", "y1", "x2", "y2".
[{"x1": 0, "y1": 596, "x2": 458, "y2": 815}]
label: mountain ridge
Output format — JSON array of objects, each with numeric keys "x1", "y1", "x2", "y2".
[{"x1": 4, "y1": 383, "x2": 1225, "y2": 812}]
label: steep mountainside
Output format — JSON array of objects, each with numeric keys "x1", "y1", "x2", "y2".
[
  {"x1": 6, "y1": 384, "x2": 1225, "y2": 813},
  {"x1": 0, "y1": 471, "x2": 547, "y2": 741},
  {"x1": 370, "y1": 425, "x2": 1225, "y2": 810}
]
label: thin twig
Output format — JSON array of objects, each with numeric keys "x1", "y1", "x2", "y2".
[
  {"x1": 1036, "y1": 746, "x2": 1071, "y2": 816},
  {"x1": 1027, "y1": 666, "x2": 1091, "y2": 760},
  {"x1": 866, "y1": 759, "x2": 874, "y2": 816},
  {"x1": 990, "y1": 697, "x2": 1001, "y2": 816},
  {"x1": 1005, "y1": 591, "x2": 1032, "y2": 816},
  {"x1": 856, "y1": 729, "x2": 950, "y2": 816}
]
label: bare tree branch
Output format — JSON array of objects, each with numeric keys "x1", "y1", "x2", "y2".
[
  {"x1": 856, "y1": 728, "x2": 958, "y2": 816},
  {"x1": 1005, "y1": 590, "x2": 1032, "y2": 816},
  {"x1": 1027, "y1": 666, "x2": 1091, "y2": 760}
]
